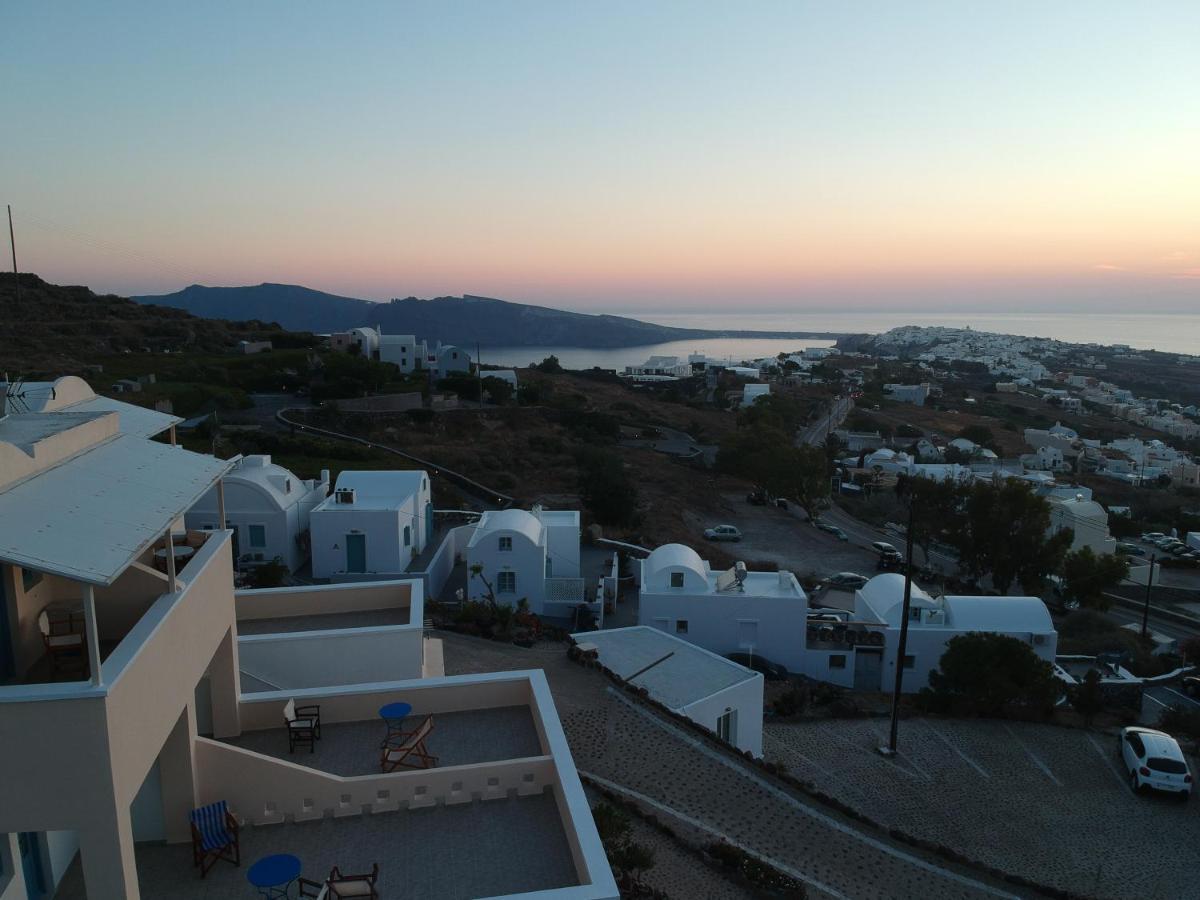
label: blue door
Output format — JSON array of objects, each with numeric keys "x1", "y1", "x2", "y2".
[
  {"x1": 425, "y1": 501, "x2": 434, "y2": 546},
  {"x1": 18, "y1": 832, "x2": 45, "y2": 898},
  {"x1": 345, "y1": 534, "x2": 366, "y2": 573},
  {"x1": 0, "y1": 569, "x2": 15, "y2": 679}
]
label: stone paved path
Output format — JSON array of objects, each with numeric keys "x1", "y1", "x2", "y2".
[{"x1": 440, "y1": 633, "x2": 1031, "y2": 899}]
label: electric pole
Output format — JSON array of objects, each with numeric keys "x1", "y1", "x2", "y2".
[
  {"x1": 881, "y1": 494, "x2": 918, "y2": 757},
  {"x1": 1141, "y1": 555, "x2": 1156, "y2": 638},
  {"x1": 476, "y1": 342, "x2": 483, "y2": 410},
  {"x1": 7, "y1": 205, "x2": 18, "y2": 304}
]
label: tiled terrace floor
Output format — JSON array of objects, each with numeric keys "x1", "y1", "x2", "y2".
[
  {"x1": 54, "y1": 791, "x2": 578, "y2": 899},
  {"x1": 223, "y1": 706, "x2": 544, "y2": 774},
  {"x1": 236, "y1": 608, "x2": 411, "y2": 635}
]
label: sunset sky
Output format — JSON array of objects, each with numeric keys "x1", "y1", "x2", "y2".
[{"x1": 4, "y1": 1, "x2": 1199, "y2": 312}]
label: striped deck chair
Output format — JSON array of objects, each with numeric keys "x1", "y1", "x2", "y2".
[
  {"x1": 380, "y1": 714, "x2": 437, "y2": 771},
  {"x1": 190, "y1": 800, "x2": 240, "y2": 877}
]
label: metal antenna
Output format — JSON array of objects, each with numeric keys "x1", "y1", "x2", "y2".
[{"x1": 7, "y1": 205, "x2": 18, "y2": 304}]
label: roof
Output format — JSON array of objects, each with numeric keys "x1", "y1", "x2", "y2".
[
  {"x1": 0, "y1": 434, "x2": 232, "y2": 585},
  {"x1": 1052, "y1": 496, "x2": 1108, "y2": 520},
  {"x1": 467, "y1": 508, "x2": 544, "y2": 548},
  {"x1": 644, "y1": 543, "x2": 707, "y2": 582},
  {"x1": 942, "y1": 595, "x2": 1054, "y2": 633},
  {"x1": 856, "y1": 574, "x2": 937, "y2": 624},
  {"x1": 223, "y1": 455, "x2": 314, "y2": 509},
  {"x1": 21, "y1": 376, "x2": 180, "y2": 438},
  {"x1": 313, "y1": 469, "x2": 427, "y2": 512},
  {"x1": 571, "y1": 626, "x2": 759, "y2": 710}
]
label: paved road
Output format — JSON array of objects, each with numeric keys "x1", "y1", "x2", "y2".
[
  {"x1": 1143, "y1": 684, "x2": 1200, "y2": 716},
  {"x1": 798, "y1": 396, "x2": 853, "y2": 447}
]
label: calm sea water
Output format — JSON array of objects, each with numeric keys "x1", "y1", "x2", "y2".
[{"x1": 480, "y1": 311, "x2": 1199, "y2": 369}]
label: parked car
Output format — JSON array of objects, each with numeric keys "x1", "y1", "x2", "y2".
[
  {"x1": 1141, "y1": 532, "x2": 1165, "y2": 544},
  {"x1": 823, "y1": 572, "x2": 870, "y2": 590},
  {"x1": 746, "y1": 491, "x2": 767, "y2": 505},
  {"x1": 876, "y1": 553, "x2": 907, "y2": 572},
  {"x1": 725, "y1": 652, "x2": 789, "y2": 681},
  {"x1": 871, "y1": 541, "x2": 899, "y2": 556},
  {"x1": 1119, "y1": 727, "x2": 1192, "y2": 798},
  {"x1": 1182, "y1": 675, "x2": 1200, "y2": 698},
  {"x1": 704, "y1": 524, "x2": 742, "y2": 542},
  {"x1": 816, "y1": 522, "x2": 848, "y2": 541},
  {"x1": 1116, "y1": 542, "x2": 1147, "y2": 557}
]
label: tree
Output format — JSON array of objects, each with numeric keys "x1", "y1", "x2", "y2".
[
  {"x1": 1070, "y1": 669, "x2": 1105, "y2": 726},
  {"x1": 1059, "y1": 547, "x2": 1129, "y2": 611},
  {"x1": 717, "y1": 424, "x2": 829, "y2": 519},
  {"x1": 591, "y1": 802, "x2": 656, "y2": 889},
  {"x1": 577, "y1": 447, "x2": 639, "y2": 527},
  {"x1": 1181, "y1": 635, "x2": 1200, "y2": 664},
  {"x1": 959, "y1": 424, "x2": 997, "y2": 451},
  {"x1": 535, "y1": 355, "x2": 563, "y2": 374},
  {"x1": 928, "y1": 632, "x2": 1059, "y2": 717},
  {"x1": 481, "y1": 375, "x2": 513, "y2": 405},
  {"x1": 896, "y1": 475, "x2": 966, "y2": 568}
]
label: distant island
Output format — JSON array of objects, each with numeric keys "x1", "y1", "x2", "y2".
[{"x1": 131, "y1": 283, "x2": 846, "y2": 348}]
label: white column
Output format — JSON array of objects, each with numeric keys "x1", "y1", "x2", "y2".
[
  {"x1": 216, "y1": 478, "x2": 227, "y2": 529},
  {"x1": 165, "y1": 530, "x2": 178, "y2": 594},
  {"x1": 82, "y1": 583, "x2": 102, "y2": 686},
  {"x1": 168, "y1": 424, "x2": 177, "y2": 446}
]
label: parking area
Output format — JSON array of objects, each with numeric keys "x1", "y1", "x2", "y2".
[{"x1": 764, "y1": 717, "x2": 1199, "y2": 900}]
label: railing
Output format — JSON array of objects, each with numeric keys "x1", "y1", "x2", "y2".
[
  {"x1": 546, "y1": 577, "x2": 586, "y2": 605},
  {"x1": 194, "y1": 737, "x2": 556, "y2": 824}
]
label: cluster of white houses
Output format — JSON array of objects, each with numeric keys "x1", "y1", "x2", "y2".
[
  {"x1": 328, "y1": 326, "x2": 472, "y2": 381},
  {"x1": 0, "y1": 377, "x2": 616, "y2": 900}
]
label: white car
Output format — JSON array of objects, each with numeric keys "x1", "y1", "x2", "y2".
[
  {"x1": 871, "y1": 541, "x2": 900, "y2": 556},
  {"x1": 1119, "y1": 727, "x2": 1192, "y2": 798},
  {"x1": 704, "y1": 524, "x2": 742, "y2": 542}
]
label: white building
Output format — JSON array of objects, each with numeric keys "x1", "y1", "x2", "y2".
[
  {"x1": 573, "y1": 626, "x2": 764, "y2": 757},
  {"x1": 377, "y1": 331, "x2": 422, "y2": 373},
  {"x1": 427, "y1": 342, "x2": 472, "y2": 381},
  {"x1": 1048, "y1": 494, "x2": 1117, "y2": 557},
  {"x1": 187, "y1": 455, "x2": 329, "y2": 573},
  {"x1": 802, "y1": 575, "x2": 1058, "y2": 693},
  {"x1": 742, "y1": 383, "x2": 771, "y2": 406},
  {"x1": 466, "y1": 507, "x2": 583, "y2": 616},
  {"x1": 329, "y1": 326, "x2": 381, "y2": 357},
  {"x1": 637, "y1": 544, "x2": 807, "y2": 673},
  {"x1": 310, "y1": 470, "x2": 433, "y2": 579},
  {"x1": 623, "y1": 355, "x2": 692, "y2": 379},
  {"x1": 883, "y1": 383, "x2": 931, "y2": 406}
]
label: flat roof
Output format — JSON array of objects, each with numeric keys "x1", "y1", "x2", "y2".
[
  {"x1": 571, "y1": 626, "x2": 759, "y2": 710},
  {"x1": 313, "y1": 469, "x2": 426, "y2": 512},
  {"x1": 0, "y1": 435, "x2": 233, "y2": 585},
  {"x1": 705, "y1": 570, "x2": 804, "y2": 598},
  {"x1": 22, "y1": 377, "x2": 181, "y2": 438}
]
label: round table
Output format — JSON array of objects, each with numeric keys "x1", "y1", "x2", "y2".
[
  {"x1": 379, "y1": 701, "x2": 412, "y2": 736},
  {"x1": 154, "y1": 545, "x2": 195, "y2": 562},
  {"x1": 247, "y1": 853, "x2": 302, "y2": 898}
]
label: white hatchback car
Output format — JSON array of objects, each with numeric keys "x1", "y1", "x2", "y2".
[
  {"x1": 1119, "y1": 727, "x2": 1192, "y2": 798},
  {"x1": 703, "y1": 524, "x2": 742, "y2": 542}
]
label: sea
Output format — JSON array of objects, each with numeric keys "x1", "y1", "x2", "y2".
[{"x1": 478, "y1": 311, "x2": 1200, "y2": 370}]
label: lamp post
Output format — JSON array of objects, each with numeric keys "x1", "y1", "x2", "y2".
[{"x1": 880, "y1": 493, "x2": 917, "y2": 757}]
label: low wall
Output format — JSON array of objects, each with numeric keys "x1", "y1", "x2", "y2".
[
  {"x1": 194, "y1": 737, "x2": 555, "y2": 824},
  {"x1": 406, "y1": 525, "x2": 473, "y2": 601},
  {"x1": 236, "y1": 580, "x2": 418, "y2": 624},
  {"x1": 238, "y1": 626, "x2": 424, "y2": 690}
]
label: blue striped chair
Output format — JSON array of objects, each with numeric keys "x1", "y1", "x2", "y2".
[{"x1": 189, "y1": 800, "x2": 240, "y2": 877}]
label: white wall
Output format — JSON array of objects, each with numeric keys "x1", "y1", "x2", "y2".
[
  {"x1": 238, "y1": 626, "x2": 425, "y2": 689},
  {"x1": 879, "y1": 626, "x2": 1059, "y2": 693},
  {"x1": 468, "y1": 530, "x2": 547, "y2": 613},
  {"x1": 311, "y1": 508, "x2": 403, "y2": 578},
  {"x1": 639, "y1": 590, "x2": 809, "y2": 673},
  {"x1": 545, "y1": 523, "x2": 580, "y2": 578},
  {"x1": 681, "y1": 675, "x2": 764, "y2": 757}
]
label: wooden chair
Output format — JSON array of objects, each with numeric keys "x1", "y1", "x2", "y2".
[
  {"x1": 284, "y1": 698, "x2": 321, "y2": 753},
  {"x1": 380, "y1": 714, "x2": 437, "y2": 771},
  {"x1": 327, "y1": 863, "x2": 380, "y2": 899},
  {"x1": 189, "y1": 800, "x2": 240, "y2": 877},
  {"x1": 298, "y1": 878, "x2": 329, "y2": 898},
  {"x1": 38, "y1": 609, "x2": 85, "y2": 675}
]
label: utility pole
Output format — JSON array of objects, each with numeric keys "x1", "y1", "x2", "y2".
[
  {"x1": 476, "y1": 342, "x2": 483, "y2": 410},
  {"x1": 1141, "y1": 555, "x2": 1156, "y2": 638},
  {"x1": 7, "y1": 205, "x2": 18, "y2": 304},
  {"x1": 880, "y1": 495, "x2": 917, "y2": 757}
]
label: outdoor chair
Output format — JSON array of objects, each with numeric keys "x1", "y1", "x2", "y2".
[
  {"x1": 380, "y1": 714, "x2": 437, "y2": 771},
  {"x1": 37, "y1": 609, "x2": 85, "y2": 675},
  {"x1": 284, "y1": 698, "x2": 321, "y2": 753},
  {"x1": 189, "y1": 800, "x2": 240, "y2": 877},
  {"x1": 298, "y1": 878, "x2": 330, "y2": 899},
  {"x1": 327, "y1": 863, "x2": 380, "y2": 899}
]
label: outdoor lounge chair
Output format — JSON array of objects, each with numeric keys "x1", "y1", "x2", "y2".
[
  {"x1": 189, "y1": 800, "x2": 240, "y2": 877},
  {"x1": 38, "y1": 609, "x2": 85, "y2": 675},
  {"x1": 380, "y1": 714, "x2": 437, "y2": 771},
  {"x1": 284, "y1": 698, "x2": 321, "y2": 753},
  {"x1": 298, "y1": 878, "x2": 329, "y2": 898},
  {"x1": 327, "y1": 863, "x2": 380, "y2": 899}
]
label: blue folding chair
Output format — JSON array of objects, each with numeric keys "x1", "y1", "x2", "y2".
[{"x1": 190, "y1": 800, "x2": 240, "y2": 877}]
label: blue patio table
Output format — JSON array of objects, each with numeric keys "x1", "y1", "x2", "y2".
[
  {"x1": 247, "y1": 853, "x2": 302, "y2": 898},
  {"x1": 379, "y1": 701, "x2": 413, "y2": 736}
]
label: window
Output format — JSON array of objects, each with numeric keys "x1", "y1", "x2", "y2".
[
  {"x1": 248, "y1": 525, "x2": 267, "y2": 548},
  {"x1": 545, "y1": 557, "x2": 553, "y2": 577},
  {"x1": 829, "y1": 655, "x2": 847, "y2": 669},
  {"x1": 201, "y1": 524, "x2": 215, "y2": 530},
  {"x1": 902, "y1": 654, "x2": 915, "y2": 669},
  {"x1": 497, "y1": 571, "x2": 516, "y2": 594},
  {"x1": 1126, "y1": 733, "x2": 1145, "y2": 757},
  {"x1": 498, "y1": 537, "x2": 512, "y2": 552},
  {"x1": 675, "y1": 620, "x2": 689, "y2": 634},
  {"x1": 716, "y1": 709, "x2": 736, "y2": 744},
  {"x1": 909, "y1": 607, "x2": 922, "y2": 622},
  {"x1": 403, "y1": 526, "x2": 411, "y2": 547},
  {"x1": 21, "y1": 567, "x2": 43, "y2": 592},
  {"x1": 669, "y1": 572, "x2": 684, "y2": 588}
]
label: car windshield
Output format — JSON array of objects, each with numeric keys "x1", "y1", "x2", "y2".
[{"x1": 1148, "y1": 757, "x2": 1187, "y2": 774}]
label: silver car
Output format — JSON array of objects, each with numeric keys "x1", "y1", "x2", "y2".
[{"x1": 704, "y1": 524, "x2": 742, "y2": 542}]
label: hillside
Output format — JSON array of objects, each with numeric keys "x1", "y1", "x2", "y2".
[
  {"x1": 0, "y1": 273, "x2": 314, "y2": 376},
  {"x1": 132, "y1": 283, "x2": 843, "y2": 347}
]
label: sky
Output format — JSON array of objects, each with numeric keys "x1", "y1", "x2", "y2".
[{"x1": 3, "y1": 1, "x2": 1199, "y2": 313}]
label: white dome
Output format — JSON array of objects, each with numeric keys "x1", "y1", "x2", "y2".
[{"x1": 645, "y1": 543, "x2": 707, "y2": 583}]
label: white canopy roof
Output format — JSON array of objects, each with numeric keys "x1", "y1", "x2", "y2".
[
  {"x1": 943, "y1": 595, "x2": 1054, "y2": 633},
  {"x1": 0, "y1": 435, "x2": 232, "y2": 585}
]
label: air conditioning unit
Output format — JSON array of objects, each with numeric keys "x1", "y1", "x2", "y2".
[{"x1": 335, "y1": 489, "x2": 356, "y2": 504}]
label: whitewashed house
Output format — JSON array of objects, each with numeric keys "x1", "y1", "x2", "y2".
[
  {"x1": 572, "y1": 626, "x2": 764, "y2": 757},
  {"x1": 465, "y1": 507, "x2": 582, "y2": 616},
  {"x1": 637, "y1": 544, "x2": 808, "y2": 673},
  {"x1": 186, "y1": 455, "x2": 329, "y2": 572},
  {"x1": 329, "y1": 326, "x2": 381, "y2": 357},
  {"x1": 801, "y1": 575, "x2": 1058, "y2": 692},
  {"x1": 428, "y1": 342, "x2": 472, "y2": 381},
  {"x1": 309, "y1": 470, "x2": 433, "y2": 579},
  {"x1": 883, "y1": 383, "x2": 931, "y2": 405},
  {"x1": 1048, "y1": 494, "x2": 1118, "y2": 557},
  {"x1": 623, "y1": 355, "x2": 692, "y2": 379},
  {"x1": 377, "y1": 331, "x2": 423, "y2": 373}
]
